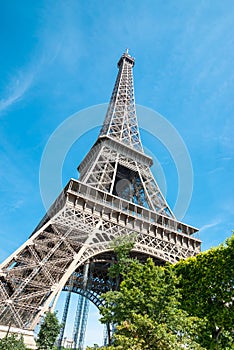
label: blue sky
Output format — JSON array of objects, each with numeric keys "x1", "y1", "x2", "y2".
[{"x1": 0, "y1": 0, "x2": 234, "y2": 346}]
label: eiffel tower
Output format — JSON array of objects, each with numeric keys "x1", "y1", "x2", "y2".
[{"x1": 0, "y1": 50, "x2": 201, "y2": 348}]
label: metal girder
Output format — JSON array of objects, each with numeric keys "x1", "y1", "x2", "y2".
[
  {"x1": 79, "y1": 141, "x2": 174, "y2": 218},
  {"x1": 0, "y1": 180, "x2": 200, "y2": 330},
  {"x1": 0, "y1": 51, "x2": 201, "y2": 339},
  {"x1": 99, "y1": 51, "x2": 142, "y2": 152}
]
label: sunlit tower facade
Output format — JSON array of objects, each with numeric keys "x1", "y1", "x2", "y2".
[{"x1": 0, "y1": 51, "x2": 201, "y2": 348}]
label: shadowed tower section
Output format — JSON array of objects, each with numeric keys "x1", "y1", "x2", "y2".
[{"x1": 0, "y1": 51, "x2": 201, "y2": 349}]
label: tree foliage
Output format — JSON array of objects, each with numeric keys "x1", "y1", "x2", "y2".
[
  {"x1": 96, "y1": 233, "x2": 234, "y2": 349},
  {"x1": 100, "y1": 258, "x2": 205, "y2": 349},
  {"x1": 175, "y1": 234, "x2": 234, "y2": 349},
  {"x1": 108, "y1": 234, "x2": 136, "y2": 281},
  {"x1": 36, "y1": 311, "x2": 61, "y2": 350},
  {"x1": 0, "y1": 333, "x2": 27, "y2": 350}
]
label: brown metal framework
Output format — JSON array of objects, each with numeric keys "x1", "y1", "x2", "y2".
[{"x1": 0, "y1": 51, "x2": 201, "y2": 333}]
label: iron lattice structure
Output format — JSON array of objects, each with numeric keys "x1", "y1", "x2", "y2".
[{"x1": 0, "y1": 51, "x2": 201, "y2": 337}]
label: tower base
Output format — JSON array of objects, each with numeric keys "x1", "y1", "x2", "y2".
[{"x1": 0, "y1": 325, "x2": 37, "y2": 349}]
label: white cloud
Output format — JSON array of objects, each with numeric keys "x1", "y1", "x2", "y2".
[
  {"x1": 0, "y1": 69, "x2": 35, "y2": 113},
  {"x1": 0, "y1": 1, "x2": 85, "y2": 115},
  {"x1": 207, "y1": 167, "x2": 224, "y2": 175},
  {"x1": 199, "y1": 221, "x2": 220, "y2": 233}
]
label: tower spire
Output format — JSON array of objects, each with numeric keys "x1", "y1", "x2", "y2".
[{"x1": 99, "y1": 50, "x2": 143, "y2": 152}]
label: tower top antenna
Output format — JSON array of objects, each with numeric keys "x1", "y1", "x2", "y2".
[{"x1": 118, "y1": 49, "x2": 135, "y2": 67}]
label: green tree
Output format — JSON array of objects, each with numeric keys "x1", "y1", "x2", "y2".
[
  {"x1": 175, "y1": 233, "x2": 234, "y2": 349},
  {"x1": 105, "y1": 234, "x2": 136, "y2": 345},
  {"x1": 100, "y1": 258, "x2": 205, "y2": 349},
  {"x1": 0, "y1": 333, "x2": 27, "y2": 350},
  {"x1": 108, "y1": 234, "x2": 136, "y2": 283},
  {"x1": 36, "y1": 311, "x2": 61, "y2": 350}
]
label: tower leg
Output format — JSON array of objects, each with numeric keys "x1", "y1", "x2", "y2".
[
  {"x1": 73, "y1": 294, "x2": 85, "y2": 348},
  {"x1": 73, "y1": 263, "x2": 89, "y2": 348},
  {"x1": 57, "y1": 289, "x2": 72, "y2": 349},
  {"x1": 77, "y1": 297, "x2": 90, "y2": 349},
  {"x1": 103, "y1": 324, "x2": 108, "y2": 346}
]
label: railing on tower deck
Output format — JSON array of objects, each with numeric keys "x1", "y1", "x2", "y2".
[{"x1": 67, "y1": 179, "x2": 200, "y2": 240}]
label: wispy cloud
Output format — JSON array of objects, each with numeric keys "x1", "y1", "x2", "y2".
[
  {"x1": 199, "y1": 221, "x2": 220, "y2": 233},
  {"x1": 0, "y1": 69, "x2": 35, "y2": 114},
  {"x1": 39, "y1": 1, "x2": 86, "y2": 70},
  {"x1": 207, "y1": 167, "x2": 224, "y2": 175},
  {"x1": 218, "y1": 156, "x2": 232, "y2": 161},
  {"x1": 0, "y1": 1, "x2": 84, "y2": 115}
]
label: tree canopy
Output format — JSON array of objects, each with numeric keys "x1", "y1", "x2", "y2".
[
  {"x1": 0, "y1": 333, "x2": 27, "y2": 350},
  {"x1": 100, "y1": 254, "x2": 205, "y2": 349},
  {"x1": 36, "y1": 311, "x2": 61, "y2": 350},
  {"x1": 175, "y1": 234, "x2": 234, "y2": 349},
  {"x1": 95, "y1": 233, "x2": 234, "y2": 350}
]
